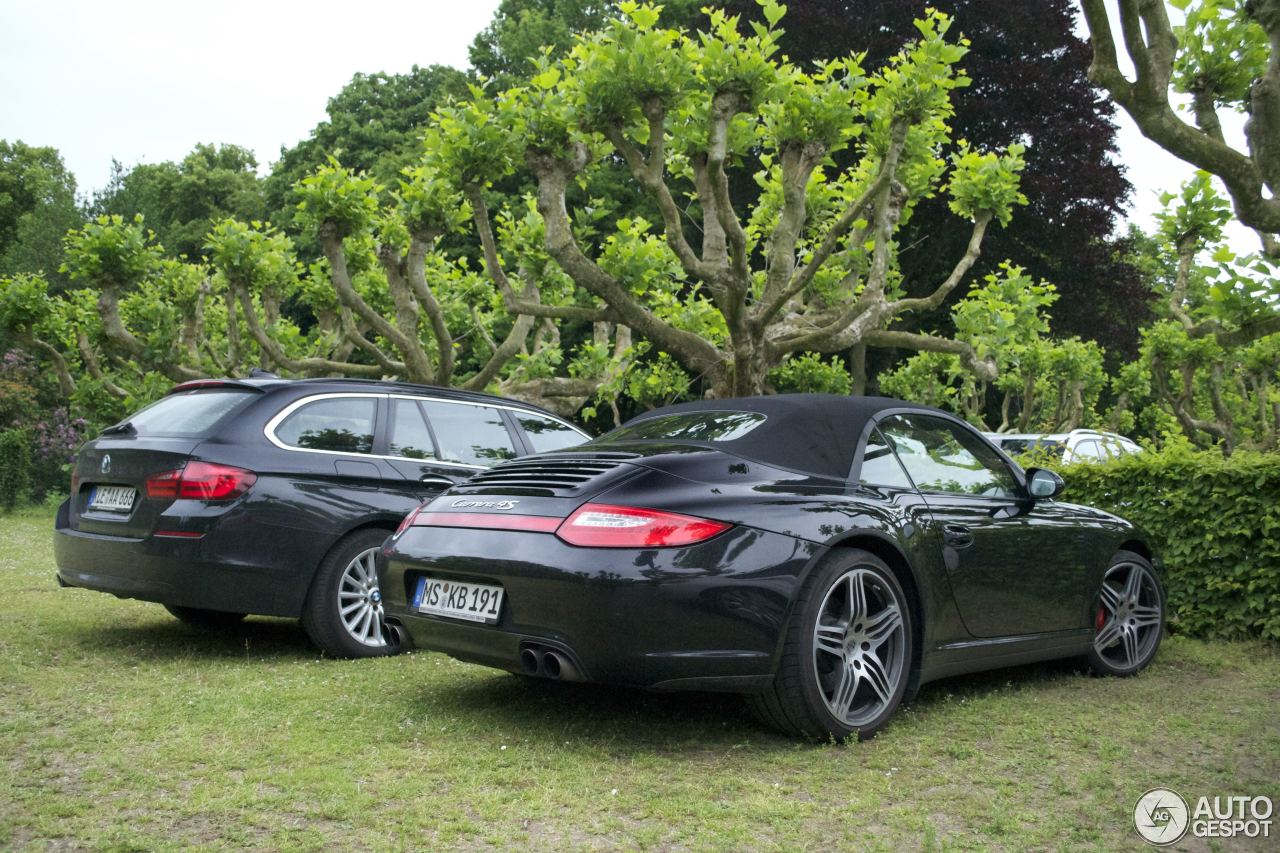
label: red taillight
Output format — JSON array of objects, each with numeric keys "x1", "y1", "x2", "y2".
[
  {"x1": 555, "y1": 503, "x2": 731, "y2": 548},
  {"x1": 145, "y1": 461, "x2": 256, "y2": 501},
  {"x1": 410, "y1": 511, "x2": 562, "y2": 534}
]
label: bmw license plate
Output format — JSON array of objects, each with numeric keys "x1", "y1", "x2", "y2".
[
  {"x1": 413, "y1": 576, "x2": 504, "y2": 624},
  {"x1": 88, "y1": 485, "x2": 137, "y2": 513}
]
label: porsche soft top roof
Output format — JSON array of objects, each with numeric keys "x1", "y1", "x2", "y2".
[{"x1": 599, "y1": 394, "x2": 948, "y2": 480}]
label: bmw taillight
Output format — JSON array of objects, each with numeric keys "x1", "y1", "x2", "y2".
[
  {"x1": 554, "y1": 503, "x2": 731, "y2": 548},
  {"x1": 145, "y1": 461, "x2": 257, "y2": 501}
]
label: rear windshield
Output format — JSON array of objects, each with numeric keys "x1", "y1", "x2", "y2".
[
  {"x1": 123, "y1": 389, "x2": 258, "y2": 436},
  {"x1": 604, "y1": 411, "x2": 766, "y2": 443}
]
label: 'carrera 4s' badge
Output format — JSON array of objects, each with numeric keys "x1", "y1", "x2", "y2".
[{"x1": 451, "y1": 498, "x2": 520, "y2": 510}]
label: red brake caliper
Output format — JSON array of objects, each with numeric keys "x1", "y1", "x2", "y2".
[{"x1": 1095, "y1": 605, "x2": 1107, "y2": 631}]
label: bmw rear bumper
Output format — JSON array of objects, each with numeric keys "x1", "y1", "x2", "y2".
[
  {"x1": 53, "y1": 499, "x2": 323, "y2": 616},
  {"x1": 379, "y1": 525, "x2": 819, "y2": 691}
]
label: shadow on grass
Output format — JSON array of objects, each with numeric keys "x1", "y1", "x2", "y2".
[
  {"x1": 63, "y1": 614, "x2": 319, "y2": 661},
  {"x1": 399, "y1": 654, "x2": 1096, "y2": 752}
]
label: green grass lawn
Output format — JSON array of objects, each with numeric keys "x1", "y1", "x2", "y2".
[{"x1": 2, "y1": 509, "x2": 1277, "y2": 851}]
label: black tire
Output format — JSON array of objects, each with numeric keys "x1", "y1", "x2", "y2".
[
  {"x1": 301, "y1": 528, "x2": 399, "y2": 659},
  {"x1": 750, "y1": 549, "x2": 914, "y2": 741},
  {"x1": 1087, "y1": 550, "x2": 1165, "y2": 677},
  {"x1": 164, "y1": 604, "x2": 246, "y2": 629}
]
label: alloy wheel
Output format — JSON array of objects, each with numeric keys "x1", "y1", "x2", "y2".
[
  {"x1": 1093, "y1": 561, "x2": 1162, "y2": 669},
  {"x1": 812, "y1": 568, "x2": 907, "y2": 728},
  {"x1": 337, "y1": 547, "x2": 387, "y2": 648}
]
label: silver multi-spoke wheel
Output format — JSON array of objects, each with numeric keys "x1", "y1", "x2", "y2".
[
  {"x1": 1093, "y1": 560, "x2": 1162, "y2": 671},
  {"x1": 338, "y1": 547, "x2": 387, "y2": 648},
  {"x1": 812, "y1": 568, "x2": 907, "y2": 728}
]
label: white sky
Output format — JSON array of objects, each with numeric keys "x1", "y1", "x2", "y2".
[{"x1": 0, "y1": 0, "x2": 1261, "y2": 254}]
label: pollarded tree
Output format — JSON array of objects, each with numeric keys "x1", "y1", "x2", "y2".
[
  {"x1": 434, "y1": 2, "x2": 1032, "y2": 397},
  {"x1": 1121, "y1": 173, "x2": 1280, "y2": 452},
  {"x1": 878, "y1": 263, "x2": 1108, "y2": 431},
  {"x1": 1081, "y1": 0, "x2": 1280, "y2": 265}
]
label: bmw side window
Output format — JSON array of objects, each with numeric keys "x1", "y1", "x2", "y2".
[
  {"x1": 274, "y1": 397, "x2": 376, "y2": 454},
  {"x1": 388, "y1": 399, "x2": 437, "y2": 460},
  {"x1": 879, "y1": 415, "x2": 1019, "y2": 499},
  {"x1": 517, "y1": 413, "x2": 585, "y2": 453},
  {"x1": 858, "y1": 427, "x2": 915, "y2": 489},
  {"x1": 419, "y1": 401, "x2": 516, "y2": 467}
]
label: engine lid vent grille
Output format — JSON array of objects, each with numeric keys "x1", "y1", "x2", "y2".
[{"x1": 456, "y1": 453, "x2": 636, "y2": 496}]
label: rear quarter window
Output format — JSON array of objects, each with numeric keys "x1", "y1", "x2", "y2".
[
  {"x1": 126, "y1": 389, "x2": 258, "y2": 436},
  {"x1": 273, "y1": 396, "x2": 377, "y2": 454}
]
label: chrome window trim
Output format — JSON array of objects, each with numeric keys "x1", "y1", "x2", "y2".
[{"x1": 263, "y1": 391, "x2": 587, "y2": 470}]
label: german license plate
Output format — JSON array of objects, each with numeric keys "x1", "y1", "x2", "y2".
[
  {"x1": 413, "y1": 576, "x2": 504, "y2": 624},
  {"x1": 88, "y1": 485, "x2": 137, "y2": 513}
]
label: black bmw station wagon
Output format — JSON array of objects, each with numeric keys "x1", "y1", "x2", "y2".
[{"x1": 54, "y1": 376, "x2": 588, "y2": 657}]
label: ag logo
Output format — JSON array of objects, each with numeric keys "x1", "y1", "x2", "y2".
[{"x1": 1134, "y1": 788, "x2": 1190, "y2": 845}]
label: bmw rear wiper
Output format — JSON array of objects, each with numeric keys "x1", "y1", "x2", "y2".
[{"x1": 100, "y1": 421, "x2": 136, "y2": 436}]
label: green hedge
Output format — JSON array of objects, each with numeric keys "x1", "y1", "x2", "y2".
[{"x1": 1053, "y1": 447, "x2": 1280, "y2": 641}]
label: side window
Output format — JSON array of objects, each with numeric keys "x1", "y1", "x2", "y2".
[
  {"x1": 858, "y1": 427, "x2": 915, "y2": 489},
  {"x1": 517, "y1": 413, "x2": 585, "y2": 454},
  {"x1": 1072, "y1": 440, "x2": 1104, "y2": 461},
  {"x1": 274, "y1": 397, "x2": 376, "y2": 454},
  {"x1": 388, "y1": 399, "x2": 436, "y2": 460},
  {"x1": 879, "y1": 414, "x2": 1020, "y2": 499},
  {"x1": 420, "y1": 401, "x2": 516, "y2": 467}
]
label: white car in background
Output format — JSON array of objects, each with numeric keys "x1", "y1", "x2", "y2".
[{"x1": 984, "y1": 429, "x2": 1142, "y2": 463}]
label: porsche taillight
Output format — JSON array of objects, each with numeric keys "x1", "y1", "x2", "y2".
[
  {"x1": 404, "y1": 502, "x2": 731, "y2": 548},
  {"x1": 145, "y1": 461, "x2": 256, "y2": 501},
  {"x1": 554, "y1": 503, "x2": 731, "y2": 548}
]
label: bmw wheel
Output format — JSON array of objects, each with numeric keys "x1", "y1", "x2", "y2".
[
  {"x1": 752, "y1": 549, "x2": 913, "y2": 741},
  {"x1": 1088, "y1": 551, "x2": 1164, "y2": 676},
  {"x1": 302, "y1": 529, "x2": 399, "y2": 658}
]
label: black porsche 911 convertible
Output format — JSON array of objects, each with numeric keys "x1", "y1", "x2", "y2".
[{"x1": 378, "y1": 395, "x2": 1165, "y2": 740}]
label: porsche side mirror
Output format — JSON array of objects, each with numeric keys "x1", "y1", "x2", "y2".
[{"x1": 1026, "y1": 467, "x2": 1065, "y2": 500}]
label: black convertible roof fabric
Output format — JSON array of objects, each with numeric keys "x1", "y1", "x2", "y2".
[{"x1": 607, "y1": 394, "x2": 941, "y2": 480}]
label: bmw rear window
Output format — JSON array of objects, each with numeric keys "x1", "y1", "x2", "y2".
[
  {"x1": 606, "y1": 411, "x2": 766, "y2": 442},
  {"x1": 122, "y1": 389, "x2": 258, "y2": 436}
]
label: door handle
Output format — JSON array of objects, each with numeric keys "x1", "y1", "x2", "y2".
[
  {"x1": 418, "y1": 475, "x2": 456, "y2": 490},
  {"x1": 943, "y1": 524, "x2": 974, "y2": 548}
]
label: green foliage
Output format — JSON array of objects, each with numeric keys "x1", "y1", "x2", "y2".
[
  {"x1": 89, "y1": 144, "x2": 266, "y2": 260},
  {"x1": 61, "y1": 215, "x2": 163, "y2": 287},
  {"x1": 767, "y1": 352, "x2": 851, "y2": 394},
  {"x1": 265, "y1": 66, "x2": 470, "y2": 227},
  {"x1": 294, "y1": 161, "x2": 382, "y2": 238},
  {"x1": 945, "y1": 142, "x2": 1028, "y2": 227},
  {"x1": 1170, "y1": 0, "x2": 1269, "y2": 110},
  {"x1": 0, "y1": 429, "x2": 30, "y2": 510},
  {"x1": 0, "y1": 140, "x2": 82, "y2": 287},
  {"x1": 880, "y1": 264, "x2": 1103, "y2": 431},
  {"x1": 1058, "y1": 446, "x2": 1280, "y2": 640}
]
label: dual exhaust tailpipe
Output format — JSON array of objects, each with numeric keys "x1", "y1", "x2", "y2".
[{"x1": 519, "y1": 642, "x2": 581, "y2": 681}]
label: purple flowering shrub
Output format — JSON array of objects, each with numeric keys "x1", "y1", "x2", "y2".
[{"x1": 1, "y1": 349, "x2": 87, "y2": 501}]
